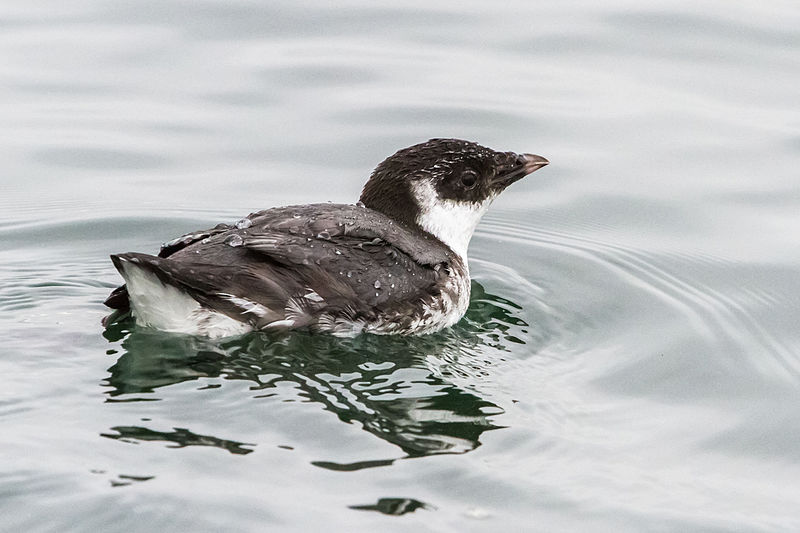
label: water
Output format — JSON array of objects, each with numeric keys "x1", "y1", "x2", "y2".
[{"x1": 2, "y1": 0, "x2": 800, "y2": 530}]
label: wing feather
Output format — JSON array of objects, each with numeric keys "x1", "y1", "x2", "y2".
[{"x1": 105, "y1": 204, "x2": 455, "y2": 332}]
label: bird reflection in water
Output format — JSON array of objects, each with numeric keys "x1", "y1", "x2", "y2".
[{"x1": 101, "y1": 282, "x2": 529, "y2": 470}]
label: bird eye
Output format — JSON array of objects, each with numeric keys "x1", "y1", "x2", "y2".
[{"x1": 460, "y1": 170, "x2": 478, "y2": 189}]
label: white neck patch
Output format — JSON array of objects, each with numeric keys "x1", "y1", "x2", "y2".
[{"x1": 411, "y1": 179, "x2": 495, "y2": 259}]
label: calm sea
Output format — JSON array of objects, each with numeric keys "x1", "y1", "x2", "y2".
[{"x1": 2, "y1": 1, "x2": 799, "y2": 531}]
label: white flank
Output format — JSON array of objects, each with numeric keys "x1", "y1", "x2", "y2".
[
  {"x1": 218, "y1": 293, "x2": 269, "y2": 317},
  {"x1": 118, "y1": 259, "x2": 251, "y2": 338},
  {"x1": 411, "y1": 179, "x2": 495, "y2": 260}
]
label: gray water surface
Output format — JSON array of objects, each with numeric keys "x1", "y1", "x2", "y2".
[{"x1": 2, "y1": 1, "x2": 800, "y2": 531}]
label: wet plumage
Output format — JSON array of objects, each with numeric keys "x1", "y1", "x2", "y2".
[{"x1": 103, "y1": 138, "x2": 548, "y2": 337}]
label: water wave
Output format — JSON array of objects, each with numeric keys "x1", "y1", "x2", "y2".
[{"x1": 478, "y1": 213, "x2": 800, "y2": 384}]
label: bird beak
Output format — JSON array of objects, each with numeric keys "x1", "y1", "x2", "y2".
[
  {"x1": 520, "y1": 153, "x2": 549, "y2": 175},
  {"x1": 491, "y1": 152, "x2": 549, "y2": 189}
]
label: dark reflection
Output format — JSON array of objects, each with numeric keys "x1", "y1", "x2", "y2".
[
  {"x1": 101, "y1": 426, "x2": 254, "y2": 455},
  {"x1": 349, "y1": 498, "x2": 433, "y2": 515},
  {"x1": 109, "y1": 474, "x2": 155, "y2": 488},
  {"x1": 102, "y1": 282, "x2": 528, "y2": 469}
]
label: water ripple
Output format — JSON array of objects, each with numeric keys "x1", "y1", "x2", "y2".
[{"x1": 477, "y1": 215, "x2": 800, "y2": 386}]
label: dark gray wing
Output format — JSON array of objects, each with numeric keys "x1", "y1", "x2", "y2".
[
  {"x1": 242, "y1": 204, "x2": 455, "y2": 266},
  {"x1": 110, "y1": 204, "x2": 455, "y2": 331}
]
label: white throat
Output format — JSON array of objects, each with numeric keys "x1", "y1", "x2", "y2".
[{"x1": 411, "y1": 179, "x2": 494, "y2": 259}]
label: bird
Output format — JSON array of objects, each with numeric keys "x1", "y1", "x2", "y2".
[{"x1": 103, "y1": 138, "x2": 548, "y2": 338}]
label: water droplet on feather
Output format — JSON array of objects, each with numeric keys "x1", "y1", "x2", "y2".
[{"x1": 224, "y1": 234, "x2": 244, "y2": 247}]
